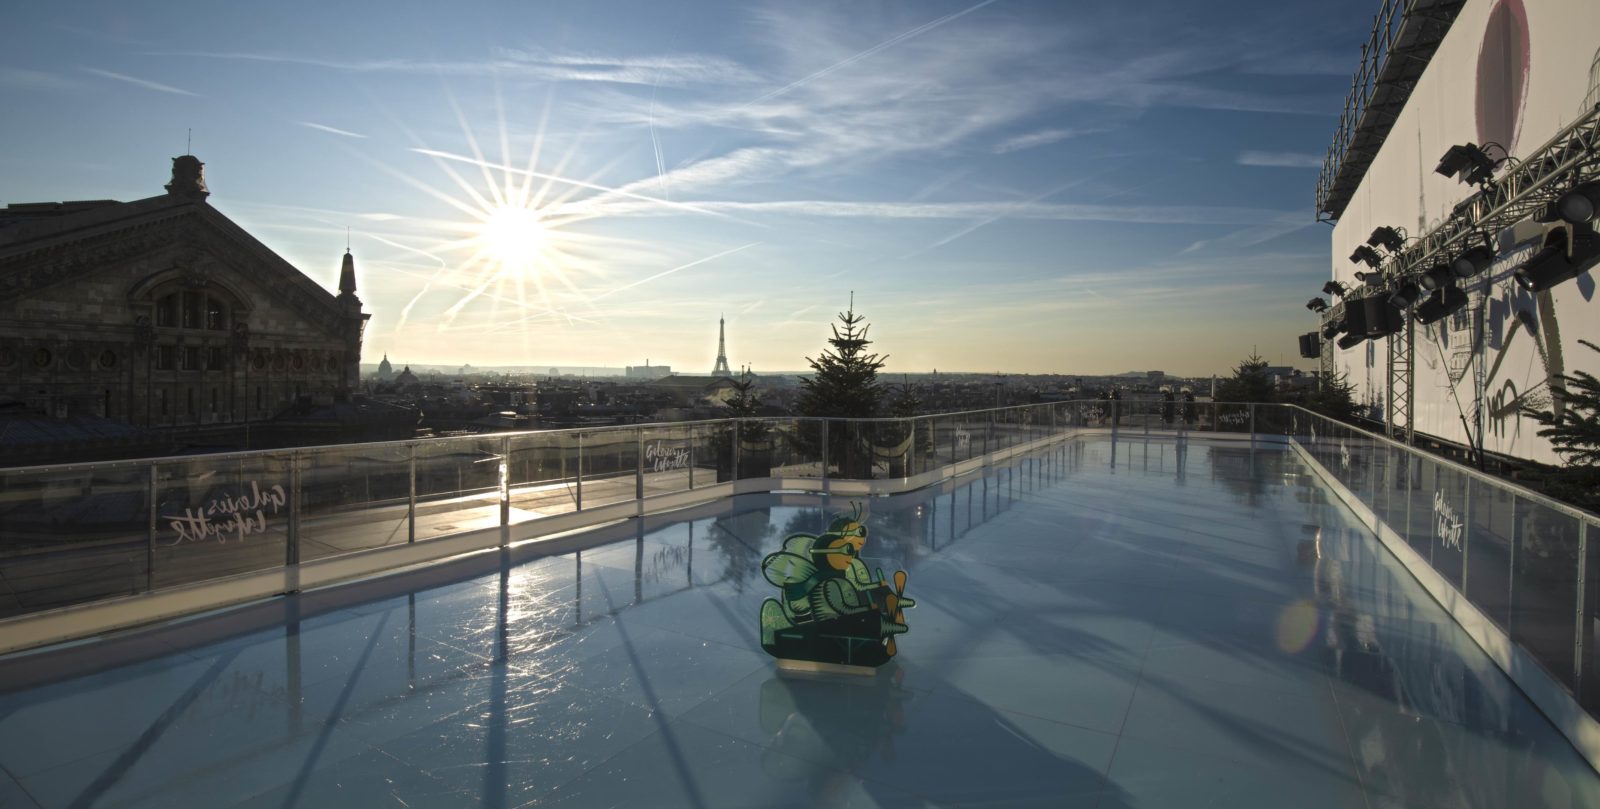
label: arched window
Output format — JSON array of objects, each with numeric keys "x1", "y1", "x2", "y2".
[{"x1": 145, "y1": 283, "x2": 243, "y2": 376}]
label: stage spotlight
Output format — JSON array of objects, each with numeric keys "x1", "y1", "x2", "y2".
[
  {"x1": 1513, "y1": 223, "x2": 1600, "y2": 292},
  {"x1": 1418, "y1": 263, "x2": 1454, "y2": 291},
  {"x1": 1322, "y1": 281, "x2": 1348, "y2": 297},
  {"x1": 1415, "y1": 286, "x2": 1468, "y2": 325},
  {"x1": 1367, "y1": 226, "x2": 1405, "y2": 251},
  {"x1": 1451, "y1": 245, "x2": 1495, "y2": 279},
  {"x1": 1349, "y1": 245, "x2": 1383, "y2": 267},
  {"x1": 1306, "y1": 297, "x2": 1328, "y2": 313},
  {"x1": 1336, "y1": 332, "x2": 1367, "y2": 350},
  {"x1": 1435, "y1": 143, "x2": 1499, "y2": 185},
  {"x1": 1537, "y1": 182, "x2": 1600, "y2": 226},
  {"x1": 1388, "y1": 280, "x2": 1423, "y2": 309}
]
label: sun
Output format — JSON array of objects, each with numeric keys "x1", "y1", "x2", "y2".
[{"x1": 478, "y1": 204, "x2": 549, "y2": 271}]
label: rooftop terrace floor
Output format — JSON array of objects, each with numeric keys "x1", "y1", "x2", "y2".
[{"x1": 0, "y1": 437, "x2": 1597, "y2": 808}]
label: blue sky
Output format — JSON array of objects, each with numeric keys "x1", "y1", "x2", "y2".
[{"x1": 0, "y1": 0, "x2": 1367, "y2": 375}]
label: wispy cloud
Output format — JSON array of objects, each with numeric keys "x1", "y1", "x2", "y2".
[
  {"x1": 992, "y1": 128, "x2": 1085, "y2": 154},
  {"x1": 1237, "y1": 150, "x2": 1323, "y2": 168},
  {"x1": 300, "y1": 121, "x2": 367, "y2": 139},
  {"x1": 81, "y1": 67, "x2": 197, "y2": 96},
  {"x1": 147, "y1": 49, "x2": 756, "y2": 86}
]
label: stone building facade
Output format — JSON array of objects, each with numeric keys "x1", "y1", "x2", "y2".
[{"x1": 0, "y1": 156, "x2": 369, "y2": 432}]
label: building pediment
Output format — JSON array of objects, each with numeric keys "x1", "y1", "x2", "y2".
[{"x1": 0, "y1": 200, "x2": 347, "y2": 337}]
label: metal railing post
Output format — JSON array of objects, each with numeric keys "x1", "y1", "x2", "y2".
[
  {"x1": 733, "y1": 419, "x2": 742, "y2": 481},
  {"x1": 821, "y1": 420, "x2": 830, "y2": 492},
  {"x1": 575, "y1": 433, "x2": 584, "y2": 511},
  {"x1": 688, "y1": 426, "x2": 696, "y2": 490},
  {"x1": 407, "y1": 443, "x2": 416, "y2": 543},
  {"x1": 636, "y1": 429, "x2": 645, "y2": 503},
  {"x1": 146, "y1": 463, "x2": 157, "y2": 591},
  {"x1": 287, "y1": 451, "x2": 302, "y2": 572},
  {"x1": 1249, "y1": 404, "x2": 1257, "y2": 448},
  {"x1": 499, "y1": 435, "x2": 511, "y2": 531}
]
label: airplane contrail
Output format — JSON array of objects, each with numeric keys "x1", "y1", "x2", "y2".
[{"x1": 744, "y1": 0, "x2": 998, "y2": 107}]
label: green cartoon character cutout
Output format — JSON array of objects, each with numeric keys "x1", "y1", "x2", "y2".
[{"x1": 759, "y1": 503, "x2": 915, "y2": 670}]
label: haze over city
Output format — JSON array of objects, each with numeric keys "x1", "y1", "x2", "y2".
[{"x1": 2, "y1": 0, "x2": 1368, "y2": 375}]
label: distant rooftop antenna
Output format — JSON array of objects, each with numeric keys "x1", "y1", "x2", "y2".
[{"x1": 186, "y1": 128, "x2": 192, "y2": 156}]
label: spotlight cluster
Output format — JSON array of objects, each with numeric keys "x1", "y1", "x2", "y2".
[{"x1": 1305, "y1": 140, "x2": 1599, "y2": 358}]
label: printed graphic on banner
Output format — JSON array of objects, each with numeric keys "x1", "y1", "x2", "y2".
[{"x1": 758, "y1": 502, "x2": 915, "y2": 670}]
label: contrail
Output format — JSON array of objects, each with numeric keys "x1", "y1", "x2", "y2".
[
  {"x1": 744, "y1": 0, "x2": 998, "y2": 107},
  {"x1": 412, "y1": 147, "x2": 721, "y2": 217}
]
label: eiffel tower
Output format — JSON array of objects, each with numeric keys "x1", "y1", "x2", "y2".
[{"x1": 712, "y1": 314, "x2": 732, "y2": 377}]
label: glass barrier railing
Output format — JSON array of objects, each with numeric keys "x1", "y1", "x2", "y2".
[
  {"x1": 5, "y1": 397, "x2": 1596, "y2": 725},
  {"x1": 1277, "y1": 404, "x2": 1600, "y2": 721}
]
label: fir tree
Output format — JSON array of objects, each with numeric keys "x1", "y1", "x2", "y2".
[
  {"x1": 1215, "y1": 351, "x2": 1278, "y2": 404},
  {"x1": 1523, "y1": 340, "x2": 1600, "y2": 510},
  {"x1": 797, "y1": 300, "x2": 887, "y2": 477},
  {"x1": 797, "y1": 300, "x2": 886, "y2": 418},
  {"x1": 1300, "y1": 370, "x2": 1362, "y2": 422}
]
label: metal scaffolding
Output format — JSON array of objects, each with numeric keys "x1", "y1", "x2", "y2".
[{"x1": 1316, "y1": 0, "x2": 1466, "y2": 222}]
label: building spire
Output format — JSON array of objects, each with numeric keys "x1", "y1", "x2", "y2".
[
  {"x1": 338, "y1": 248, "x2": 358, "y2": 297},
  {"x1": 712, "y1": 313, "x2": 732, "y2": 376}
]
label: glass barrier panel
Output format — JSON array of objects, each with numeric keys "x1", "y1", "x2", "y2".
[
  {"x1": 1465, "y1": 476, "x2": 1516, "y2": 630},
  {"x1": 1380, "y1": 446, "x2": 1413, "y2": 547},
  {"x1": 702, "y1": 421, "x2": 737, "y2": 484},
  {"x1": 867, "y1": 418, "x2": 915, "y2": 479},
  {"x1": 413, "y1": 437, "x2": 502, "y2": 538},
  {"x1": 1255, "y1": 404, "x2": 1291, "y2": 436},
  {"x1": 639, "y1": 424, "x2": 695, "y2": 498},
  {"x1": 1427, "y1": 460, "x2": 1469, "y2": 590},
  {"x1": 1367, "y1": 436, "x2": 1390, "y2": 524},
  {"x1": 508, "y1": 431, "x2": 577, "y2": 519},
  {"x1": 770, "y1": 419, "x2": 822, "y2": 479},
  {"x1": 734, "y1": 421, "x2": 775, "y2": 481},
  {"x1": 299, "y1": 443, "x2": 412, "y2": 560},
  {"x1": 992, "y1": 411, "x2": 1013, "y2": 452},
  {"x1": 151, "y1": 452, "x2": 289, "y2": 589},
  {"x1": 1402, "y1": 452, "x2": 1438, "y2": 561},
  {"x1": 1510, "y1": 495, "x2": 1581, "y2": 692},
  {"x1": 911, "y1": 417, "x2": 938, "y2": 476},
  {"x1": 0, "y1": 464, "x2": 151, "y2": 616},
  {"x1": 580, "y1": 428, "x2": 639, "y2": 508}
]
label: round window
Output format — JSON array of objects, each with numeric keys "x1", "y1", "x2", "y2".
[
  {"x1": 66, "y1": 347, "x2": 88, "y2": 370},
  {"x1": 32, "y1": 347, "x2": 52, "y2": 368},
  {"x1": 99, "y1": 350, "x2": 118, "y2": 369}
]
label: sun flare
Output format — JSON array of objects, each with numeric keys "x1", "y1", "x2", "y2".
[{"x1": 479, "y1": 204, "x2": 550, "y2": 271}]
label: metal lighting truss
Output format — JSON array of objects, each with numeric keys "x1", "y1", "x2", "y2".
[
  {"x1": 1374, "y1": 103, "x2": 1600, "y2": 444},
  {"x1": 1388, "y1": 318, "x2": 1414, "y2": 443}
]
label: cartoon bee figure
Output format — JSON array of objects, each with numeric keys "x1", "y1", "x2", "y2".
[{"x1": 759, "y1": 503, "x2": 915, "y2": 670}]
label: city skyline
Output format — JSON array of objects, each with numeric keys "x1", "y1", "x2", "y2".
[{"x1": 1, "y1": 0, "x2": 1366, "y2": 376}]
